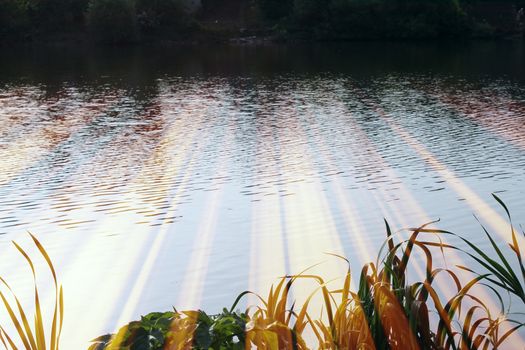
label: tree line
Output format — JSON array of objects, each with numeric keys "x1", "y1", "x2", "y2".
[
  {"x1": 0, "y1": 0, "x2": 195, "y2": 43},
  {"x1": 0, "y1": 0, "x2": 522, "y2": 44},
  {"x1": 262, "y1": 0, "x2": 524, "y2": 39}
]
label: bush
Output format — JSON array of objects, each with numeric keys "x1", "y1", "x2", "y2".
[
  {"x1": 136, "y1": 0, "x2": 186, "y2": 35},
  {"x1": 293, "y1": 0, "x2": 325, "y2": 24},
  {"x1": 0, "y1": 0, "x2": 29, "y2": 41},
  {"x1": 25, "y1": 0, "x2": 89, "y2": 33},
  {"x1": 86, "y1": 0, "x2": 138, "y2": 43},
  {"x1": 326, "y1": 0, "x2": 467, "y2": 39},
  {"x1": 258, "y1": 0, "x2": 293, "y2": 20},
  {"x1": 394, "y1": 0, "x2": 467, "y2": 38},
  {"x1": 90, "y1": 309, "x2": 248, "y2": 350},
  {"x1": 327, "y1": 0, "x2": 390, "y2": 39}
]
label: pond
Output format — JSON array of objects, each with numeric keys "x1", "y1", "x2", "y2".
[{"x1": 0, "y1": 41, "x2": 524, "y2": 348}]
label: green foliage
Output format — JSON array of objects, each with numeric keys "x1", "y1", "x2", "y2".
[
  {"x1": 193, "y1": 309, "x2": 247, "y2": 349},
  {"x1": 293, "y1": 0, "x2": 325, "y2": 24},
  {"x1": 25, "y1": 0, "x2": 89, "y2": 32},
  {"x1": 457, "y1": 194, "x2": 525, "y2": 305},
  {"x1": 392, "y1": 0, "x2": 467, "y2": 38},
  {"x1": 0, "y1": 0, "x2": 195, "y2": 43},
  {"x1": 0, "y1": 0, "x2": 29, "y2": 41},
  {"x1": 258, "y1": 0, "x2": 469, "y2": 39},
  {"x1": 86, "y1": 0, "x2": 138, "y2": 43},
  {"x1": 0, "y1": 0, "x2": 518, "y2": 44},
  {"x1": 332, "y1": 0, "x2": 468, "y2": 39},
  {"x1": 258, "y1": 0, "x2": 293, "y2": 20},
  {"x1": 90, "y1": 309, "x2": 248, "y2": 349},
  {"x1": 470, "y1": 20, "x2": 495, "y2": 38},
  {"x1": 136, "y1": 0, "x2": 185, "y2": 35},
  {"x1": 90, "y1": 312, "x2": 175, "y2": 349},
  {"x1": 328, "y1": 0, "x2": 389, "y2": 39}
]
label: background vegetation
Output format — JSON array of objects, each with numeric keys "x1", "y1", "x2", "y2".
[{"x1": 0, "y1": 0, "x2": 523, "y2": 44}]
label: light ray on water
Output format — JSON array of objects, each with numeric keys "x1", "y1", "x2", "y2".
[
  {"x1": 106, "y1": 109, "x2": 213, "y2": 336},
  {"x1": 54, "y1": 93, "x2": 211, "y2": 347},
  {"x1": 275, "y1": 103, "x2": 347, "y2": 316},
  {"x1": 246, "y1": 106, "x2": 295, "y2": 307},
  {"x1": 298, "y1": 95, "x2": 479, "y2": 304},
  {"x1": 365, "y1": 101, "x2": 525, "y2": 345},
  {"x1": 176, "y1": 115, "x2": 236, "y2": 310},
  {"x1": 0, "y1": 89, "x2": 125, "y2": 188},
  {"x1": 429, "y1": 91, "x2": 525, "y2": 150},
  {"x1": 385, "y1": 114, "x2": 521, "y2": 243},
  {"x1": 0, "y1": 52, "x2": 524, "y2": 348}
]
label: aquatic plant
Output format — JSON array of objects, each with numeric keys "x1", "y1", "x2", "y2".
[
  {"x1": 459, "y1": 194, "x2": 525, "y2": 305},
  {"x1": 0, "y1": 233, "x2": 64, "y2": 350},
  {"x1": 245, "y1": 219, "x2": 514, "y2": 349},
  {"x1": 89, "y1": 309, "x2": 248, "y2": 350},
  {"x1": 90, "y1": 195, "x2": 524, "y2": 349},
  {"x1": 1, "y1": 196, "x2": 514, "y2": 349}
]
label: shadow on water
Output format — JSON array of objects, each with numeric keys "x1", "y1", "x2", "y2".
[{"x1": 1, "y1": 41, "x2": 524, "y2": 86}]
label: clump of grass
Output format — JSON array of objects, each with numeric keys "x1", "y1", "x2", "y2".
[
  {"x1": 242, "y1": 274, "x2": 309, "y2": 349},
  {"x1": 91, "y1": 195, "x2": 524, "y2": 349},
  {"x1": 413, "y1": 193, "x2": 525, "y2": 348},
  {"x1": 0, "y1": 233, "x2": 63, "y2": 350},
  {"x1": 459, "y1": 194, "x2": 525, "y2": 305}
]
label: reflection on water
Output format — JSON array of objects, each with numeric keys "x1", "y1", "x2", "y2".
[{"x1": 0, "y1": 42, "x2": 524, "y2": 348}]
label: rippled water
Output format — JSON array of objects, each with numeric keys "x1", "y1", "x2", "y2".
[{"x1": 0, "y1": 42, "x2": 524, "y2": 348}]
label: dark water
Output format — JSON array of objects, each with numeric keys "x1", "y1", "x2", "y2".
[{"x1": 0, "y1": 42, "x2": 524, "y2": 348}]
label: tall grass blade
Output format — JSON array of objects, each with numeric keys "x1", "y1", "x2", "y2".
[
  {"x1": 29, "y1": 233, "x2": 62, "y2": 350},
  {"x1": 0, "y1": 234, "x2": 63, "y2": 350},
  {"x1": 0, "y1": 291, "x2": 32, "y2": 349},
  {"x1": 0, "y1": 326, "x2": 18, "y2": 350},
  {"x1": 0, "y1": 276, "x2": 38, "y2": 349}
]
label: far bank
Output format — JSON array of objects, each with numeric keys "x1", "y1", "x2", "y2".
[{"x1": 1, "y1": 0, "x2": 524, "y2": 47}]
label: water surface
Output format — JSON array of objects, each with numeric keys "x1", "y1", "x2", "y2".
[{"x1": 0, "y1": 42, "x2": 524, "y2": 348}]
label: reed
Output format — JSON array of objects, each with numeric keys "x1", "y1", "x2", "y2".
[
  {"x1": 0, "y1": 233, "x2": 63, "y2": 350},
  {"x1": 90, "y1": 195, "x2": 524, "y2": 349}
]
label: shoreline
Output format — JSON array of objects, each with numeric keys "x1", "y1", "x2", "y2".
[{"x1": 1, "y1": 28, "x2": 523, "y2": 49}]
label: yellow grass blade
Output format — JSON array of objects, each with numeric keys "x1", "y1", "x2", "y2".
[
  {"x1": 0, "y1": 291, "x2": 32, "y2": 349},
  {"x1": 0, "y1": 234, "x2": 64, "y2": 350},
  {"x1": 12, "y1": 240, "x2": 47, "y2": 349},
  {"x1": 0, "y1": 276, "x2": 38, "y2": 350},
  {"x1": 57, "y1": 286, "x2": 63, "y2": 348},
  {"x1": 0, "y1": 325, "x2": 18, "y2": 350},
  {"x1": 28, "y1": 234, "x2": 57, "y2": 284},
  {"x1": 0, "y1": 329, "x2": 8, "y2": 349},
  {"x1": 28, "y1": 233, "x2": 62, "y2": 350},
  {"x1": 373, "y1": 284, "x2": 420, "y2": 350}
]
